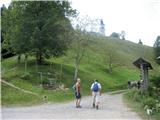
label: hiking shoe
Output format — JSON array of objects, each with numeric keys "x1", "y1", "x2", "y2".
[
  {"x1": 96, "y1": 105, "x2": 98, "y2": 110},
  {"x1": 93, "y1": 103, "x2": 95, "y2": 108},
  {"x1": 76, "y1": 105, "x2": 82, "y2": 108},
  {"x1": 78, "y1": 105, "x2": 82, "y2": 108}
]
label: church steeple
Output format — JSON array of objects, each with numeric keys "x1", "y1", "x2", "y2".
[{"x1": 99, "y1": 19, "x2": 105, "y2": 35}]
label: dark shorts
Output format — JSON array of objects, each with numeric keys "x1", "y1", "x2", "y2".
[{"x1": 75, "y1": 92, "x2": 81, "y2": 99}]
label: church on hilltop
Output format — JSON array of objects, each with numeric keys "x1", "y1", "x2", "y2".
[{"x1": 99, "y1": 19, "x2": 105, "y2": 35}]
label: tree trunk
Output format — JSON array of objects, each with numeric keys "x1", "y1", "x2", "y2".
[
  {"x1": 108, "y1": 54, "x2": 112, "y2": 73},
  {"x1": 17, "y1": 54, "x2": 21, "y2": 63},
  {"x1": 73, "y1": 44, "x2": 85, "y2": 81},
  {"x1": 24, "y1": 54, "x2": 28, "y2": 73},
  {"x1": 74, "y1": 64, "x2": 79, "y2": 81},
  {"x1": 35, "y1": 52, "x2": 38, "y2": 73},
  {"x1": 36, "y1": 51, "x2": 43, "y2": 65}
]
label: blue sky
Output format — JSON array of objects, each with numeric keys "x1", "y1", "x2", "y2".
[{"x1": 1, "y1": 0, "x2": 160, "y2": 46}]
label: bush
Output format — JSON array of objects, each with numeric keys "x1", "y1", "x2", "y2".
[
  {"x1": 132, "y1": 90, "x2": 142, "y2": 102},
  {"x1": 155, "y1": 100, "x2": 160, "y2": 112},
  {"x1": 143, "y1": 97, "x2": 156, "y2": 109},
  {"x1": 150, "y1": 76, "x2": 160, "y2": 88},
  {"x1": 20, "y1": 72, "x2": 31, "y2": 80},
  {"x1": 126, "y1": 89, "x2": 160, "y2": 115},
  {"x1": 125, "y1": 89, "x2": 142, "y2": 102}
]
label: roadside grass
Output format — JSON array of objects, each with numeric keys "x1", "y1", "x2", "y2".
[
  {"x1": 109, "y1": 89, "x2": 127, "y2": 95},
  {"x1": 123, "y1": 89, "x2": 160, "y2": 120},
  {"x1": 1, "y1": 79, "x2": 75, "y2": 106},
  {"x1": 1, "y1": 83, "x2": 41, "y2": 107}
]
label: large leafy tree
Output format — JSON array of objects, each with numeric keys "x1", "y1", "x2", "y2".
[
  {"x1": 2, "y1": 1, "x2": 76, "y2": 64},
  {"x1": 154, "y1": 36, "x2": 160, "y2": 64},
  {"x1": 1, "y1": 4, "x2": 15, "y2": 59}
]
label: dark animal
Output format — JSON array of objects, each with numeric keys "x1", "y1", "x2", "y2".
[{"x1": 128, "y1": 80, "x2": 143, "y2": 89}]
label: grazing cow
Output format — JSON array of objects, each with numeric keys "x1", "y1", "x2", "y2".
[
  {"x1": 128, "y1": 80, "x2": 143, "y2": 89},
  {"x1": 128, "y1": 81, "x2": 137, "y2": 88}
]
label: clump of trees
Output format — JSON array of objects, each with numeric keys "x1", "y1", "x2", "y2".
[
  {"x1": 1, "y1": 5, "x2": 15, "y2": 58},
  {"x1": 1, "y1": 1, "x2": 76, "y2": 64},
  {"x1": 110, "y1": 30, "x2": 126, "y2": 40},
  {"x1": 154, "y1": 36, "x2": 160, "y2": 64},
  {"x1": 102, "y1": 44, "x2": 117, "y2": 74},
  {"x1": 110, "y1": 32, "x2": 120, "y2": 39},
  {"x1": 120, "y1": 30, "x2": 126, "y2": 40}
]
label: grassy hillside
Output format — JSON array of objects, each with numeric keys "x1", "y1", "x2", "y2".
[{"x1": 1, "y1": 35, "x2": 159, "y2": 106}]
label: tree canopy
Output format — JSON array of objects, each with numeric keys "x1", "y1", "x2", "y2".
[
  {"x1": 154, "y1": 36, "x2": 160, "y2": 64},
  {"x1": 2, "y1": 1, "x2": 76, "y2": 64},
  {"x1": 110, "y1": 32, "x2": 120, "y2": 39},
  {"x1": 1, "y1": 4, "x2": 15, "y2": 58}
]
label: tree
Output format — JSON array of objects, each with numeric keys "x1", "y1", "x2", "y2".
[
  {"x1": 1, "y1": 4, "x2": 15, "y2": 59},
  {"x1": 120, "y1": 30, "x2": 126, "y2": 40},
  {"x1": 2, "y1": 2, "x2": 30, "y2": 62},
  {"x1": 154, "y1": 36, "x2": 160, "y2": 64},
  {"x1": 102, "y1": 44, "x2": 117, "y2": 74},
  {"x1": 2, "y1": 1, "x2": 76, "y2": 64},
  {"x1": 110, "y1": 32, "x2": 120, "y2": 39},
  {"x1": 71, "y1": 16, "x2": 91, "y2": 81}
]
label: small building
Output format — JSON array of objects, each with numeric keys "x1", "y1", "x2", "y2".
[
  {"x1": 99, "y1": 19, "x2": 105, "y2": 35},
  {"x1": 133, "y1": 58, "x2": 153, "y2": 91}
]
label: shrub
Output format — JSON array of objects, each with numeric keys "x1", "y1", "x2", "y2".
[
  {"x1": 142, "y1": 97, "x2": 156, "y2": 109},
  {"x1": 132, "y1": 90, "x2": 142, "y2": 102},
  {"x1": 126, "y1": 89, "x2": 142, "y2": 102},
  {"x1": 20, "y1": 72, "x2": 31, "y2": 80},
  {"x1": 155, "y1": 100, "x2": 160, "y2": 112},
  {"x1": 150, "y1": 75, "x2": 160, "y2": 88},
  {"x1": 126, "y1": 89, "x2": 160, "y2": 113}
]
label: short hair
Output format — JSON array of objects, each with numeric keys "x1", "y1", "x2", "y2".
[
  {"x1": 77, "y1": 78, "x2": 81, "y2": 82},
  {"x1": 94, "y1": 79, "x2": 98, "y2": 82}
]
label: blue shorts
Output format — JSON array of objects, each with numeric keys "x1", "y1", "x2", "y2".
[{"x1": 75, "y1": 92, "x2": 81, "y2": 99}]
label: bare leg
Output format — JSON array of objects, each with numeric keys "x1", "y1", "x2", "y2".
[
  {"x1": 95, "y1": 93, "x2": 100, "y2": 110},
  {"x1": 93, "y1": 95, "x2": 96, "y2": 108},
  {"x1": 78, "y1": 99, "x2": 81, "y2": 107},
  {"x1": 76, "y1": 99, "x2": 78, "y2": 107}
]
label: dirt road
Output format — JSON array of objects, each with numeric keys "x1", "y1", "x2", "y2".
[{"x1": 1, "y1": 93, "x2": 142, "y2": 120}]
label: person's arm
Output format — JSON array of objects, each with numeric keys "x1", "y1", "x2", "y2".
[{"x1": 90, "y1": 83, "x2": 93, "y2": 95}]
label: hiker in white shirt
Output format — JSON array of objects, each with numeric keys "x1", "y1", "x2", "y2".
[{"x1": 90, "y1": 79, "x2": 102, "y2": 110}]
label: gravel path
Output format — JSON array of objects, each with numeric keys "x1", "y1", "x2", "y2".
[{"x1": 1, "y1": 93, "x2": 142, "y2": 120}]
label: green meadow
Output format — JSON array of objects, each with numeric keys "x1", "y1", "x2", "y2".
[{"x1": 1, "y1": 35, "x2": 158, "y2": 106}]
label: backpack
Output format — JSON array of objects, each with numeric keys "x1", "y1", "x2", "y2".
[
  {"x1": 92, "y1": 83, "x2": 99, "y2": 92},
  {"x1": 72, "y1": 84, "x2": 76, "y2": 92}
]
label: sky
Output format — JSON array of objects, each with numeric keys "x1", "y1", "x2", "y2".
[
  {"x1": 71, "y1": 0, "x2": 160, "y2": 46},
  {"x1": 1, "y1": 0, "x2": 160, "y2": 46}
]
